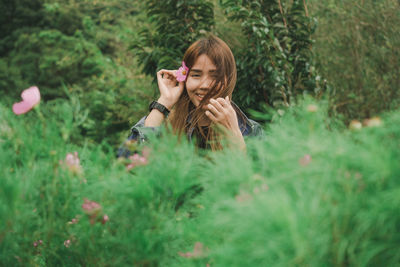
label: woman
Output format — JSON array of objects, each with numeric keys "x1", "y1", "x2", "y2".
[{"x1": 118, "y1": 35, "x2": 263, "y2": 157}]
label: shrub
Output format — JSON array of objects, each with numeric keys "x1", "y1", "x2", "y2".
[
  {"x1": 220, "y1": 0, "x2": 324, "y2": 113},
  {"x1": 0, "y1": 0, "x2": 155, "y2": 145},
  {"x1": 9, "y1": 30, "x2": 103, "y2": 99},
  {"x1": 133, "y1": 0, "x2": 215, "y2": 78}
]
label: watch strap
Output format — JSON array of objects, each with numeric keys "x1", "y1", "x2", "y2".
[{"x1": 149, "y1": 101, "x2": 170, "y2": 117}]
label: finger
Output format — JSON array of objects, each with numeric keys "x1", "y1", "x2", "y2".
[
  {"x1": 178, "y1": 80, "x2": 185, "y2": 94},
  {"x1": 158, "y1": 69, "x2": 177, "y2": 78},
  {"x1": 209, "y1": 98, "x2": 225, "y2": 113},
  {"x1": 157, "y1": 71, "x2": 165, "y2": 93},
  {"x1": 216, "y1": 97, "x2": 229, "y2": 108},
  {"x1": 205, "y1": 110, "x2": 218, "y2": 123},
  {"x1": 206, "y1": 103, "x2": 221, "y2": 118}
]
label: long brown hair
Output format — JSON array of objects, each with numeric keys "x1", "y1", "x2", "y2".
[{"x1": 168, "y1": 35, "x2": 238, "y2": 150}]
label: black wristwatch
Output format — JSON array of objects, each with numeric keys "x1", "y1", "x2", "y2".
[{"x1": 149, "y1": 101, "x2": 170, "y2": 117}]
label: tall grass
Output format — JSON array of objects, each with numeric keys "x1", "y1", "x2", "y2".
[{"x1": 1, "y1": 98, "x2": 399, "y2": 266}]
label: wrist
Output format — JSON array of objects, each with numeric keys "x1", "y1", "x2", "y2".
[
  {"x1": 149, "y1": 101, "x2": 170, "y2": 117},
  {"x1": 230, "y1": 126, "x2": 243, "y2": 138},
  {"x1": 157, "y1": 97, "x2": 174, "y2": 110}
]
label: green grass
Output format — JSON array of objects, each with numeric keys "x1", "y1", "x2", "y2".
[{"x1": 1, "y1": 98, "x2": 399, "y2": 266}]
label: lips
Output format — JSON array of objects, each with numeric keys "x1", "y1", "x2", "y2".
[{"x1": 195, "y1": 93, "x2": 205, "y2": 101}]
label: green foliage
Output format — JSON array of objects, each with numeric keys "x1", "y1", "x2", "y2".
[
  {"x1": 9, "y1": 30, "x2": 103, "y2": 98},
  {"x1": 0, "y1": 0, "x2": 45, "y2": 56},
  {"x1": 1, "y1": 98, "x2": 400, "y2": 265},
  {"x1": 0, "y1": 0, "x2": 155, "y2": 145},
  {"x1": 220, "y1": 0, "x2": 324, "y2": 112},
  {"x1": 133, "y1": 0, "x2": 215, "y2": 78},
  {"x1": 309, "y1": 0, "x2": 400, "y2": 120}
]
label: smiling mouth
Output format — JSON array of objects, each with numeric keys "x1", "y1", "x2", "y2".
[{"x1": 195, "y1": 93, "x2": 205, "y2": 100}]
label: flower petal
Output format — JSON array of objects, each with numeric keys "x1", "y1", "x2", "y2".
[
  {"x1": 12, "y1": 101, "x2": 35, "y2": 115},
  {"x1": 12, "y1": 86, "x2": 41, "y2": 115},
  {"x1": 21, "y1": 86, "x2": 41, "y2": 105}
]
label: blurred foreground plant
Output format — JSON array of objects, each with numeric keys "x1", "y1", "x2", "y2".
[{"x1": 1, "y1": 98, "x2": 400, "y2": 266}]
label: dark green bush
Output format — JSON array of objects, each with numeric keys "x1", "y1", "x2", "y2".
[
  {"x1": 133, "y1": 0, "x2": 215, "y2": 78},
  {"x1": 0, "y1": 0, "x2": 155, "y2": 145},
  {"x1": 9, "y1": 30, "x2": 103, "y2": 99},
  {"x1": 220, "y1": 0, "x2": 324, "y2": 113}
]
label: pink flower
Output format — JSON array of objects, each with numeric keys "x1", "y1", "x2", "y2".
[
  {"x1": 12, "y1": 86, "x2": 41, "y2": 115},
  {"x1": 126, "y1": 153, "x2": 148, "y2": 171},
  {"x1": 176, "y1": 61, "x2": 189, "y2": 82},
  {"x1": 82, "y1": 199, "x2": 101, "y2": 215},
  {"x1": 64, "y1": 239, "x2": 71, "y2": 248},
  {"x1": 178, "y1": 242, "x2": 207, "y2": 258},
  {"x1": 60, "y1": 152, "x2": 82, "y2": 175},
  {"x1": 68, "y1": 218, "x2": 79, "y2": 224},
  {"x1": 33, "y1": 240, "x2": 43, "y2": 247},
  {"x1": 299, "y1": 154, "x2": 312, "y2": 166},
  {"x1": 102, "y1": 214, "x2": 109, "y2": 224},
  {"x1": 82, "y1": 198, "x2": 103, "y2": 224},
  {"x1": 235, "y1": 191, "x2": 253, "y2": 203}
]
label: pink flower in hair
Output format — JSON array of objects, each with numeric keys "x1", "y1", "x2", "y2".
[
  {"x1": 12, "y1": 86, "x2": 41, "y2": 115},
  {"x1": 176, "y1": 61, "x2": 189, "y2": 82}
]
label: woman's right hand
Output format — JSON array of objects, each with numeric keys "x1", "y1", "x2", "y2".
[{"x1": 156, "y1": 69, "x2": 184, "y2": 110}]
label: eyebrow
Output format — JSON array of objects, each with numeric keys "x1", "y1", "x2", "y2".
[{"x1": 191, "y1": 69, "x2": 216, "y2": 73}]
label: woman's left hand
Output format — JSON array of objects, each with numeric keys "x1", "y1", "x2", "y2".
[{"x1": 204, "y1": 96, "x2": 242, "y2": 137}]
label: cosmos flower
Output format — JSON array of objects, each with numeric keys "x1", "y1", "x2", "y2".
[
  {"x1": 102, "y1": 214, "x2": 109, "y2": 224},
  {"x1": 176, "y1": 61, "x2": 189, "y2": 82},
  {"x1": 33, "y1": 240, "x2": 43, "y2": 247},
  {"x1": 60, "y1": 152, "x2": 83, "y2": 175},
  {"x1": 82, "y1": 199, "x2": 102, "y2": 217},
  {"x1": 299, "y1": 154, "x2": 312, "y2": 166},
  {"x1": 126, "y1": 153, "x2": 148, "y2": 171},
  {"x1": 12, "y1": 86, "x2": 41, "y2": 115},
  {"x1": 178, "y1": 242, "x2": 207, "y2": 258}
]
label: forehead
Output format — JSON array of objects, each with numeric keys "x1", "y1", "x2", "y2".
[{"x1": 191, "y1": 54, "x2": 216, "y2": 71}]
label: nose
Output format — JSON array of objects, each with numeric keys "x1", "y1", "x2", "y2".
[{"x1": 199, "y1": 75, "x2": 213, "y2": 90}]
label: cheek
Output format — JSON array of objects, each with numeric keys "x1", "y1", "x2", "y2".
[{"x1": 185, "y1": 79, "x2": 196, "y2": 93}]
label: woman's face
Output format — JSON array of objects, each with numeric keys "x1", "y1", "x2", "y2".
[{"x1": 186, "y1": 54, "x2": 217, "y2": 107}]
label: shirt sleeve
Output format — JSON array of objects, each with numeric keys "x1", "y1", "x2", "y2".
[
  {"x1": 247, "y1": 119, "x2": 264, "y2": 138},
  {"x1": 116, "y1": 116, "x2": 161, "y2": 158}
]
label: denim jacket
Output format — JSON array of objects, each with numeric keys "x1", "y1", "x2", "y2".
[{"x1": 117, "y1": 102, "x2": 263, "y2": 157}]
